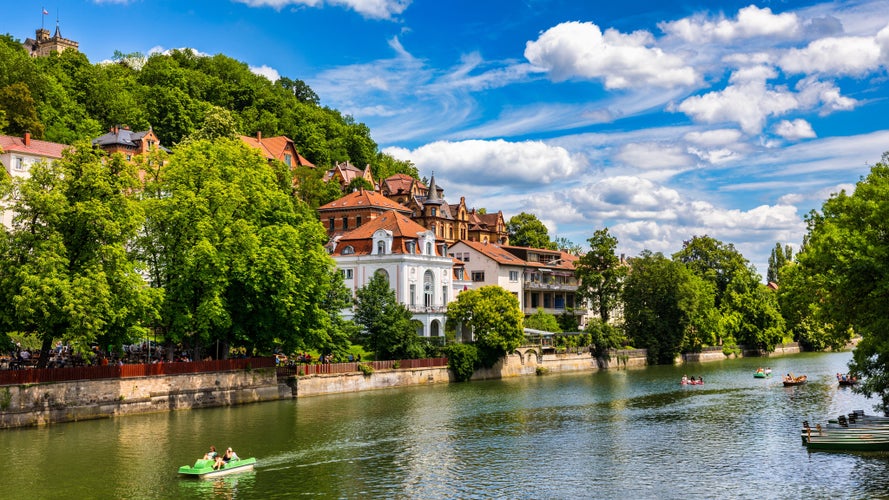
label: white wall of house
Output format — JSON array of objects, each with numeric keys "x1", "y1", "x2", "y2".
[
  {"x1": 448, "y1": 241, "x2": 524, "y2": 309},
  {"x1": 0, "y1": 152, "x2": 53, "y2": 229}
]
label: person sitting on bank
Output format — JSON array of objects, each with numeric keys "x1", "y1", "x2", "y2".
[
  {"x1": 203, "y1": 446, "x2": 218, "y2": 461},
  {"x1": 214, "y1": 447, "x2": 239, "y2": 469}
]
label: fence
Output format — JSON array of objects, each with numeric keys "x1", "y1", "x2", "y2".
[
  {"x1": 0, "y1": 357, "x2": 275, "y2": 386},
  {"x1": 276, "y1": 357, "x2": 449, "y2": 377}
]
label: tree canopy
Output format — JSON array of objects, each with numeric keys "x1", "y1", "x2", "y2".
[
  {"x1": 447, "y1": 285, "x2": 524, "y2": 364},
  {"x1": 506, "y1": 212, "x2": 557, "y2": 249},
  {"x1": 574, "y1": 228, "x2": 626, "y2": 323},
  {"x1": 353, "y1": 272, "x2": 423, "y2": 360}
]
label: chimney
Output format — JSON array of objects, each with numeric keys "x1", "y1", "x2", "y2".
[
  {"x1": 24, "y1": 131, "x2": 31, "y2": 146},
  {"x1": 256, "y1": 131, "x2": 262, "y2": 141}
]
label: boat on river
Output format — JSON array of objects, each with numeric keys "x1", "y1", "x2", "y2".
[
  {"x1": 782, "y1": 375, "x2": 807, "y2": 386},
  {"x1": 178, "y1": 457, "x2": 256, "y2": 478},
  {"x1": 837, "y1": 374, "x2": 858, "y2": 386},
  {"x1": 801, "y1": 411, "x2": 889, "y2": 451},
  {"x1": 754, "y1": 369, "x2": 771, "y2": 378}
]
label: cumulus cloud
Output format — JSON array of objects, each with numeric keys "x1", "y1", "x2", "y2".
[
  {"x1": 875, "y1": 22, "x2": 889, "y2": 66},
  {"x1": 774, "y1": 119, "x2": 816, "y2": 140},
  {"x1": 232, "y1": 0, "x2": 410, "y2": 20},
  {"x1": 779, "y1": 35, "x2": 882, "y2": 75},
  {"x1": 524, "y1": 21, "x2": 697, "y2": 89},
  {"x1": 249, "y1": 65, "x2": 280, "y2": 82},
  {"x1": 659, "y1": 5, "x2": 800, "y2": 43},
  {"x1": 384, "y1": 139, "x2": 586, "y2": 186}
]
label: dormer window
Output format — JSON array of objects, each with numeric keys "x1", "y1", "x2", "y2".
[
  {"x1": 377, "y1": 240, "x2": 386, "y2": 255},
  {"x1": 406, "y1": 241, "x2": 416, "y2": 254},
  {"x1": 426, "y1": 242, "x2": 433, "y2": 255},
  {"x1": 284, "y1": 153, "x2": 292, "y2": 166},
  {"x1": 341, "y1": 246, "x2": 354, "y2": 255}
]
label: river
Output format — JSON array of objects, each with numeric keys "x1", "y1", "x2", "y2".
[{"x1": 1, "y1": 351, "x2": 886, "y2": 499}]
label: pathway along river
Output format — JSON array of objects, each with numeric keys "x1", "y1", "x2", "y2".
[{"x1": 2, "y1": 351, "x2": 887, "y2": 499}]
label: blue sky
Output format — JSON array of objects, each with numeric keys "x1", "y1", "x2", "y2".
[{"x1": 6, "y1": 0, "x2": 889, "y2": 277}]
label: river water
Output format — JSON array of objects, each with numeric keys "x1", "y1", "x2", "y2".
[{"x1": 1, "y1": 351, "x2": 887, "y2": 499}]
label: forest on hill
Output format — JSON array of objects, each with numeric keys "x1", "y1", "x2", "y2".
[{"x1": 0, "y1": 34, "x2": 416, "y2": 182}]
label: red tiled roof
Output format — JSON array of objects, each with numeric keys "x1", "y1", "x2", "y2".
[
  {"x1": 239, "y1": 135, "x2": 315, "y2": 167},
  {"x1": 457, "y1": 241, "x2": 576, "y2": 270},
  {"x1": 457, "y1": 240, "x2": 526, "y2": 266},
  {"x1": 382, "y1": 173, "x2": 424, "y2": 194},
  {"x1": 318, "y1": 189, "x2": 411, "y2": 213},
  {"x1": 0, "y1": 135, "x2": 69, "y2": 159},
  {"x1": 332, "y1": 210, "x2": 435, "y2": 256}
]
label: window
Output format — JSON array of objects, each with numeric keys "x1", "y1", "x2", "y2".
[
  {"x1": 375, "y1": 269, "x2": 389, "y2": 283},
  {"x1": 342, "y1": 217, "x2": 349, "y2": 231},
  {"x1": 431, "y1": 207, "x2": 437, "y2": 217},
  {"x1": 284, "y1": 154, "x2": 292, "y2": 166},
  {"x1": 406, "y1": 241, "x2": 416, "y2": 254},
  {"x1": 455, "y1": 268, "x2": 464, "y2": 280},
  {"x1": 426, "y1": 242, "x2": 433, "y2": 255},
  {"x1": 341, "y1": 246, "x2": 354, "y2": 255},
  {"x1": 356, "y1": 216, "x2": 362, "y2": 227},
  {"x1": 471, "y1": 271, "x2": 485, "y2": 282},
  {"x1": 424, "y1": 270, "x2": 434, "y2": 307},
  {"x1": 329, "y1": 218, "x2": 335, "y2": 231},
  {"x1": 462, "y1": 252, "x2": 470, "y2": 262},
  {"x1": 410, "y1": 284, "x2": 416, "y2": 306},
  {"x1": 377, "y1": 241, "x2": 386, "y2": 255},
  {"x1": 442, "y1": 286, "x2": 448, "y2": 304},
  {"x1": 341, "y1": 268, "x2": 354, "y2": 279},
  {"x1": 509, "y1": 271, "x2": 519, "y2": 282},
  {"x1": 13, "y1": 157, "x2": 24, "y2": 171}
]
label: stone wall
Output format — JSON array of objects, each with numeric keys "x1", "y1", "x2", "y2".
[
  {"x1": 0, "y1": 368, "x2": 278, "y2": 429},
  {"x1": 284, "y1": 366, "x2": 452, "y2": 398}
]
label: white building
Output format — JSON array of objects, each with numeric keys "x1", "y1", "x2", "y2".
[
  {"x1": 0, "y1": 133, "x2": 69, "y2": 228},
  {"x1": 330, "y1": 210, "x2": 471, "y2": 339},
  {"x1": 448, "y1": 240, "x2": 587, "y2": 327}
]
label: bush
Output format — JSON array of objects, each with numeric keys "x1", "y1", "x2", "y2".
[
  {"x1": 536, "y1": 366, "x2": 549, "y2": 376},
  {"x1": 445, "y1": 343, "x2": 480, "y2": 382},
  {"x1": 357, "y1": 363, "x2": 374, "y2": 376}
]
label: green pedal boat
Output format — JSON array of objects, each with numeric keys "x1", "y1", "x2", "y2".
[{"x1": 178, "y1": 457, "x2": 257, "y2": 478}]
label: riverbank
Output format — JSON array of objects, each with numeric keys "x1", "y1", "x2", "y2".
[{"x1": 0, "y1": 343, "x2": 805, "y2": 428}]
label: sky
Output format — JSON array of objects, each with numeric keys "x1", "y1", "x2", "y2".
[{"x1": 6, "y1": 0, "x2": 889, "y2": 278}]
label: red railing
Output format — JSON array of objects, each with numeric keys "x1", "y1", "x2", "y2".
[
  {"x1": 0, "y1": 357, "x2": 275, "y2": 386},
  {"x1": 276, "y1": 357, "x2": 449, "y2": 377}
]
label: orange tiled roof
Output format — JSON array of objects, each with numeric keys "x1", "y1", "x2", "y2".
[
  {"x1": 318, "y1": 189, "x2": 411, "y2": 213},
  {"x1": 239, "y1": 135, "x2": 315, "y2": 167},
  {"x1": 0, "y1": 135, "x2": 68, "y2": 159},
  {"x1": 382, "y1": 173, "x2": 423, "y2": 194},
  {"x1": 333, "y1": 210, "x2": 437, "y2": 256},
  {"x1": 457, "y1": 240, "x2": 526, "y2": 266}
]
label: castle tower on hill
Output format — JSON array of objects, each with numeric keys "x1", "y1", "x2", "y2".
[{"x1": 23, "y1": 22, "x2": 79, "y2": 57}]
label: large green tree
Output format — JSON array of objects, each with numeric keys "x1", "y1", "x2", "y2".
[
  {"x1": 622, "y1": 251, "x2": 716, "y2": 364},
  {"x1": 134, "y1": 138, "x2": 343, "y2": 358},
  {"x1": 673, "y1": 235, "x2": 755, "y2": 308},
  {"x1": 507, "y1": 212, "x2": 557, "y2": 249},
  {"x1": 0, "y1": 144, "x2": 156, "y2": 366},
  {"x1": 766, "y1": 242, "x2": 793, "y2": 284},
  {"x1": 353, "y1": 272, "x2": 422, "y2": 360},
  {"x1": 524, "y1": 308, "x2": 562, "y2": 333},
  {"x1": 447, "y1": 285, "x2": 524, "y2": 364},
  {"x1": 574, "y1": 228, "x2": 627, "y2": 323},
  {"x1": 795, "y1": 152, "x2": 889, "y2": 413}
]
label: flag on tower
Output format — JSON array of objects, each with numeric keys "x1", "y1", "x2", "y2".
[{"x1": 42, "y1": 8, "x2": 49, "y2": 15}]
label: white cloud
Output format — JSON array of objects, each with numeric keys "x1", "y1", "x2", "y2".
[
  {"x1": 878, "y1": 23, "x2": 889, "y2": 66},
  {"x1": 684, "y1": 129, "x2": 743, "y2": 147},
  {"x1": 795, "y1": 78, "x2": 857, "y2": 114},
  {"x1": 659, "y1": 5, "x2": 800, "y2": 44},
  {"x1": 232, "y1": 0, "x2": 410, "y2": 20},
  {"x1": 249, "y1": 65, "x2": 280, "y2": 82},
  {"x1": 615, "y1": 143, "x2": 695, "y2": 172},
  {"x1": 524, "y1": 21, "x2": 697, "y2": 89},
  {"x1": 384, "y1": 139, "x2": 586, "y2": 187},
  {"x1": 779, "y1": 35, "x2": 882, "y2": 75},
  {"x1": 774, "y1": 119, "x2": 816, "y2": 140}
]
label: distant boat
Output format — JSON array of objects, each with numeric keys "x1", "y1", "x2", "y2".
[
  {"x1": 837, "y1": 374, "x2": 858, "y2": 386},
  {"x1": 783, "y1": 375, "x2": 807, "y2": 386},
  {"x1": 754, "y1": 370, "x2": 770, "y2": 378}
]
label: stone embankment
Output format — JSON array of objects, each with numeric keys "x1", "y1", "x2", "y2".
[{"x1": 0, "y1": 343, "x2": 804, "y2": 428}]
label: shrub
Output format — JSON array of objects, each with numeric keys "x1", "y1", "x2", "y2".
[
  {"x1": 536, "y1": 366, "x2": 549, "y2": 376},
  {"x1": 357, "y1": 363, "x2": 374, "y2": 376},
  {"x1": 446, "y1": 343, "x2": 480, "y2": 382}
]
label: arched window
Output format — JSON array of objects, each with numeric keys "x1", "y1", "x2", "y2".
[
  {"x1": 377, "y1": 240, "x2": 386, "y2": 255},
  {"x1": 426, "y1": 242, "x2": 433, "y2": 255},
  {"x1": 341, "y1": 246, "x2": 354, "y2": 255},
  {"x1": 424, "y1": 270, "x2": 434, "y2": 307}
]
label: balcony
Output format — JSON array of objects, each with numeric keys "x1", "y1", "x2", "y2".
[
  {"x1": 407, "y1": 305, "x2": 449, "y2": 314},
  {"x1": 523, "y1": 280, "x2": 578, "y2": 292}
]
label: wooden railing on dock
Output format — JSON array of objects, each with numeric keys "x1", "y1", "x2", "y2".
[
  {"x1": 275, "y1": 357, "x2": 449, "y2": 377},
  {"x1": 0, "y1": 357, "x2": 274, "y2": 386}
]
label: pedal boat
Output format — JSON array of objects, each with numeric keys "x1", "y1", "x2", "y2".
[{"x1": 178, "y1": 457, "x2": 256, "y2": 478}]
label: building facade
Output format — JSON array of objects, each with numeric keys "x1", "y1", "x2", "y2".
[
  {"x1": 0, "y1": 132, "x2": 69, "y2": 228},
  {"x1": 22, "y1": 24, "x2": 78, "y2": 57},
  {"x1": 329, "y1": 210, "x2": 465, "y2": 339}
]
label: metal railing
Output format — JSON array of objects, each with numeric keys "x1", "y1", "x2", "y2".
[
  {"x1": 0, "y1": 357, "x2": 274, "y2": 386},
  {"x1": 276, "y1": 357, "x2": 449, "y2": 377}
]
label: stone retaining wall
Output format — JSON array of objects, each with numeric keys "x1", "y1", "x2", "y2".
[
  {"x1": 284, "y1": 366, "x2": 452, "y2": 398},
  {"x1": 0, "y1": 368, "x2": 278, "y2": 429}
]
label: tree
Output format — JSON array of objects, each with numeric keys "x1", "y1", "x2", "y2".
[
  {"x1": 353, "y1": 272, "x2": 423, "y2": 360},
  {"x1": 0, "y1": 82, "x2": 44, "y2": 138},
  {"x1": 795, "y1": 152, "x2": 889, "y2": 413},
  {"x1": 524, "y1": 308, "x2": 562, "y2": 333},
  {"x1": 719, "y1": 275, "x2": 784, "y2": 351},
  {"x1": 0, "y1": 144, "x2": 156, "y2": 366},
  {"x1": 585, "y1": 318, "x2": 624, "y2": 359},
  {"x1": 190, "y1": 105, "x2": 239, "y2": 141},
  {"x1": 767, "y1": 243, "x2": 793, "y2": 284},
  {"x1": 507, "y1": 212, "x2": 557, "y2": 249},
  {"x1": 554, "y1": 236, "x2": 583, "y2": 255},
  {"x1": 621, "y1": 251, "x2": 715, "y2": 364},
  {"x1": 447, "y1": 285, "x2": 524, "y2": 364},
  {"x1": 346, "y1": 177, "x2": 374, "y2": 193},
  {"x1": 673, "y1": 235, "x2": 757, "y2": 308},
  {"x1": 135, "y1": 138, "x2": 341, "y2": 358},
  {"x1": 574, "y1": 228, "x2": 627, "y2": 323}
]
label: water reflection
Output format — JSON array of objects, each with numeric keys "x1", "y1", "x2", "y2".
[{"x1": 1, "y1": 351, "x2": 887, "y2": 499}]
